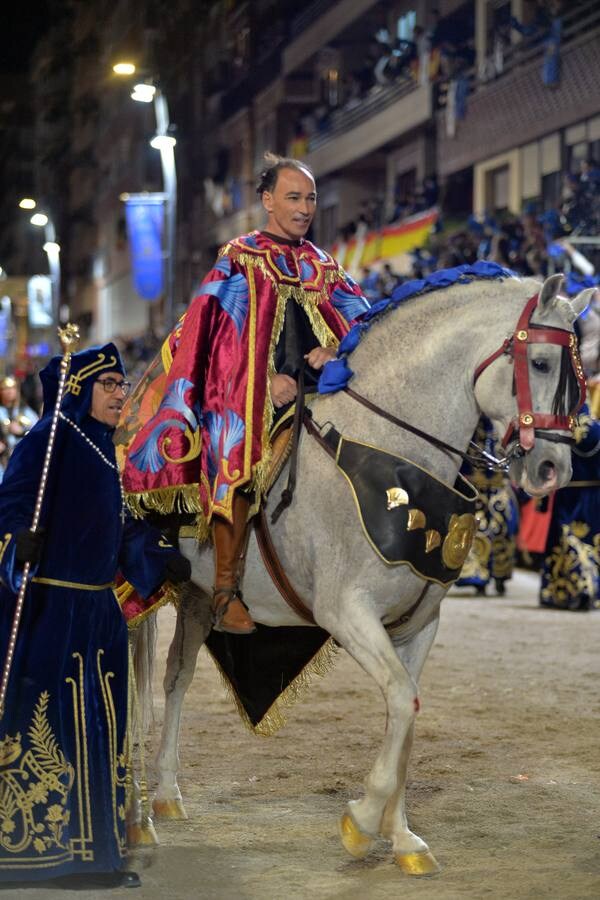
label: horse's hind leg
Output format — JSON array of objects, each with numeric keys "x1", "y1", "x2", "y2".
[
  {"x1": 153, "y1": 582, "x2": 212, "y2": 819},
  {"x1": 317, "y1": 591, "x2": 437, "y2": 871}
]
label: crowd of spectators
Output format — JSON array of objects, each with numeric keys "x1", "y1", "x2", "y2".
[
  {"x1": 291, "y1": 8, "x2": 477, "y2": 153},
  {"x1": 356, "y1": 156, "x2": 600, "y2": 307},
  {"x1": 116, "y1": 329, "x2": 162, "y2": 387},
  {"x1": 406, "y1": 158, "x2": 600, "y2": 286}
]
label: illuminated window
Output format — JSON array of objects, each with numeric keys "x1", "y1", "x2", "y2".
[{"x1": 396, "y1": 10, "x2": 416, "y2": 40}]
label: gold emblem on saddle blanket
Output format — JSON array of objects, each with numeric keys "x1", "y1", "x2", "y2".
[
  {"x1": 386, "y1": 487, "x2": 409, "y2": 509},
  {"x1": 442, "y1": 513, "x2": 477, "y2": 569},
  {"x1": 385, "y1": 489, "x2": 475, "y2": 569}
]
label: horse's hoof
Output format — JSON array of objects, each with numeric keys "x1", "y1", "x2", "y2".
[
  {"x1": 339, "y1": 813, "x2": 374, "y2": 859},
  {"x1": 127, "y1": 818, "x2": 159, "y2": 847},
  {"x1": 395, "y1": 849, "x2": 441, "y2": 876},
  {"x1": 152, "y1": 797, "x2": 188, "y2": 820}
]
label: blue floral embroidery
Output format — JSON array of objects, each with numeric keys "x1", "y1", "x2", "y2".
[
  {"x1": 215, "y1": 483, "x2": 229, "y2": 501},
  {"x1": 204, "y1": 409, "x2": 245, "y2": 497},
  {"x1": 214, "y1": 256, "x2": 232, "y2": 277},
  {"x1": 129, "y1": 378, "x2": 201, "y2": 474},
  {"x1": 202, "y1": 272, "x2": 249, "y2": 336},
  {"x1": 275, "y1": 254, "x2": 294, "y2": 277},
  {"x1": 331, "y1": 286, "x2": 371, "y2": 322},
  {"x1": 222, "y1": 410, "x2": 245, "y2": 458},
  {"x1": 204, "y1": 411, "x2": 224, "y2": 481},
  {"x1": 300, "y1": 259, "x2": 315, "y2": 282}
]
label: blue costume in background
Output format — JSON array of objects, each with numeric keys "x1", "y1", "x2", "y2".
[
  {"x1": 455, "y1": 417, "x2": 519, "y2": 595},
  {"x1": 0, "y1": 344, "x2": 181, "y2": 882},
  {"x1": 540, "y1": 406, "x2": 600, "y2": 610}
]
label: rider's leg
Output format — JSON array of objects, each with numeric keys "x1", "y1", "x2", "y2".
[{"x1": 212, "y1": 490, "x2": 256, "y2": 634}]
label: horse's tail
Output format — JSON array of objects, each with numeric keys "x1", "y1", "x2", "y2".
[{"x1": 132, "y1": 616, "x2": 158, "y2": 733}]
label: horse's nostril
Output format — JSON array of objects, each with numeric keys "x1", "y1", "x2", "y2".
[{"x1": 539, "y1": 461, "x2": 556, "y2": 482}]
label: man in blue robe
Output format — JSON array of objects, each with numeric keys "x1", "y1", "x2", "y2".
[
  {"x1": 539, "y1": 405, "x2": 600, "y2": 609},
  {"x1": 0, "y1": 343, "x2": 191, "y2": 888}
]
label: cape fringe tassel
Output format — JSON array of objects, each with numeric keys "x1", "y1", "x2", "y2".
[
  {"x1": 124, "y1": 580, "x2": 183, "y2": 630},
  {"x1": 124, "y1": 484, "x2": 204, "y2": 519},
  {"x1": 206, "y1": 636, "x2": 339, "y2": 737}
]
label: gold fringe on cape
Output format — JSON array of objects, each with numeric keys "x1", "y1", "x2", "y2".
[
  {"x1": 206, "y1": 636, "x2": 339, "y2": 737},
  {"x1": 115, "y1": 579, "x2": 183, "y2": 630}
]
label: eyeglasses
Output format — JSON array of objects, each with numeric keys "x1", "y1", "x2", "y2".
[{"x1": 96, "y1": 378, "x2": 132, "y2": 396}]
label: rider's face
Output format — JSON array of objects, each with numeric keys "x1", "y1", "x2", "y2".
[{"x1": 262, "y1": 167, "x2": 317, "y2": 241}]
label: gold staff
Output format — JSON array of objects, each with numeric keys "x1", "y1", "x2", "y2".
[{"x1": 0, "y1": 323, "x2": 80, "y2": 719}]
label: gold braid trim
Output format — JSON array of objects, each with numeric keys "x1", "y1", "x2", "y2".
[{"x1": 206, "y1": 636, "x2": 339, "y2": 737}]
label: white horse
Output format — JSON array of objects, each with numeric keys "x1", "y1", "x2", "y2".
[{"x1": 138, "y1": 273, "x2": 591, "y2": 874}]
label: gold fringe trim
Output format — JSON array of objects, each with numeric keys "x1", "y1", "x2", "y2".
[
  {"x1": 125, "y1": 483, "x2": 204, "y2": 519},
  {"x1": 195, "y1": 516, "x2": 211, "y2": 544},
  {"x1": 127, "y1": 581, "x2": 183, "y2": 631},
  {"x1": 206, "y1": 636, "x2": 339, "y2": 737}
]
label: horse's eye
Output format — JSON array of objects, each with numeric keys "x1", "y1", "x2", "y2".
[{"x1": 532, "y1": 358, "x2": 550, "y2": 373}]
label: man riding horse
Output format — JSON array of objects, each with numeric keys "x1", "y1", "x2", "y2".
[{"x1": 122, "y1": 153, "x2": 370, "y2": 634}]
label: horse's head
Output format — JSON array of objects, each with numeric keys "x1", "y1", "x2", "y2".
[{"x1": 475, "y1": 274, "x2": 594, "y2": 496}]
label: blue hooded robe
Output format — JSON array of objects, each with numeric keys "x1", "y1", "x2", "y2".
[
  {"x1": 0, "y1": 343, "x2": 181, "y2": 881},
  {"x1": 540, "y1": 406, "x2": 600, "y2": 610}
]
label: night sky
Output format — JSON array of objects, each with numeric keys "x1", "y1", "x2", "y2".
[{"x1": 1, "y1": 3, "x2": 55, "y2": 74}]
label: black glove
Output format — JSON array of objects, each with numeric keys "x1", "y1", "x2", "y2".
[
  {"x1": 164, "y1": 553, "x2": 191, "y2": 584},
  {"x1": 15, "y1": 528, "x2": 46, "y2": 567}
]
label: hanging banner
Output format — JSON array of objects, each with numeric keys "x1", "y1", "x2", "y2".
[
  {"x1": 0, "y1": 296, "x2": 10, "y2": 356},
  {"x1": 124, "y1": 194, "x2": 165, "y2": 301},
  {"x1": 27, "y1": 275, "x2": 53, "y2": 328}
]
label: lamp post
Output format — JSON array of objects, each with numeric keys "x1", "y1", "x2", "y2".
[
  {"x1": 113, "y1": 64, "x2": 178, "y2": 330},
  {"x1": 19, "y1": 200, "x2": 62, "y2": 349}
]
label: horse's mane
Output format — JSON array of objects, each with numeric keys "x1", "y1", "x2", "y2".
[{"x1": 319, "y1": 262, "x2": 518, "y2": 395}]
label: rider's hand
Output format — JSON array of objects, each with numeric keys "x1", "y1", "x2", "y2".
[
  {"x1": 304, "y1": 346, "x2": 337, "y2": 370},
  {"x1": 269, "y1": 374, "x2": 297, "y2": 408},
  {"x1": 15, "y1": 528, "x2": 46, "y2": 567}
]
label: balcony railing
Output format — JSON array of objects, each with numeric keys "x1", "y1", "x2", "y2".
[
  {"x1": 438, "y1": 0, "x2": 600, "y2": 110},
  {"x1": 308, "y1": 77, "x2": 419, "y2": 153},
  {"x1": 290, "y1": 0, "x2": 339, "y2": 39}
]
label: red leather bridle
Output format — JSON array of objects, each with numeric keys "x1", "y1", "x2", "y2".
[{"x1": 473, "y1": 292, "x2": 586, "y2": 453}]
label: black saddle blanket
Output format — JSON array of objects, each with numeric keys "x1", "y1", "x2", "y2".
[{"x1": 206, "y1": 624, "x2": 331, "y2": 732}]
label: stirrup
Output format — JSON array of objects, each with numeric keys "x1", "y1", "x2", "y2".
[{"x1": 212, "y1": 587, "x2": 256, "y2": 634}]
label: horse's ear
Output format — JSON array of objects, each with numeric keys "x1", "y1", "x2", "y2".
[
  {"x1": 569, "y1": 287, "x2": 595, "y2": 321},
  {"x1": 537, "y1": 274, "x2": 564, "y2": 312}
]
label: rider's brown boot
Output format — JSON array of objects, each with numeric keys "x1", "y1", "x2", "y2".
[{"x1": 212, "y1": 492, "x2": 256, "y2": 635}]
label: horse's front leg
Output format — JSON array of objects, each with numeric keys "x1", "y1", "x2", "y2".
[
  {"x1": 379, "y1": 615, "x2": 441, "y2": 874},
  {"x1": 316, "y1": 586, "x2": 437, "y2": 873},
  {"x1": 153, "y1": 582, "x2": 212, "y2": 819}
]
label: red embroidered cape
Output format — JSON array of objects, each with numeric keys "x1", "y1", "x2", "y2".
[{"x1": 118, "y1": 231, "x2": 370, "y2": 537}]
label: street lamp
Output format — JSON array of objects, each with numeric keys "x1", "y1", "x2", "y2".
[
  {"x1": 114, "y1": 64, "x2": 178, "y2": 329},
  {"x1": 19, "y1": 199, "x2": 62, "y2": 346}
]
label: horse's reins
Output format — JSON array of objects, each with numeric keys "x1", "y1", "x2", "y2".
[
  {"x1": 271, "y1": 367, "x2": 496, "y2": 528},
  {"x1": 272, "y1": 290, "x2": 586, "y2": 524}
]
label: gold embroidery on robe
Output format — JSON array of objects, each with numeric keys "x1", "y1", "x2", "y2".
[{"x1": 0, "y1": 691, "x2": 75, "y2": 864}]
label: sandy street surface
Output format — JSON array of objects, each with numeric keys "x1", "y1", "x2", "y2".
[{"x1": 7, "y1": 568, "x2": 600, "y2": 899}]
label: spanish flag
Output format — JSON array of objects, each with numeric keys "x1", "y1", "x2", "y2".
[{"x1": 333, "y1": 208, "x2": 439, "y2": 275}]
